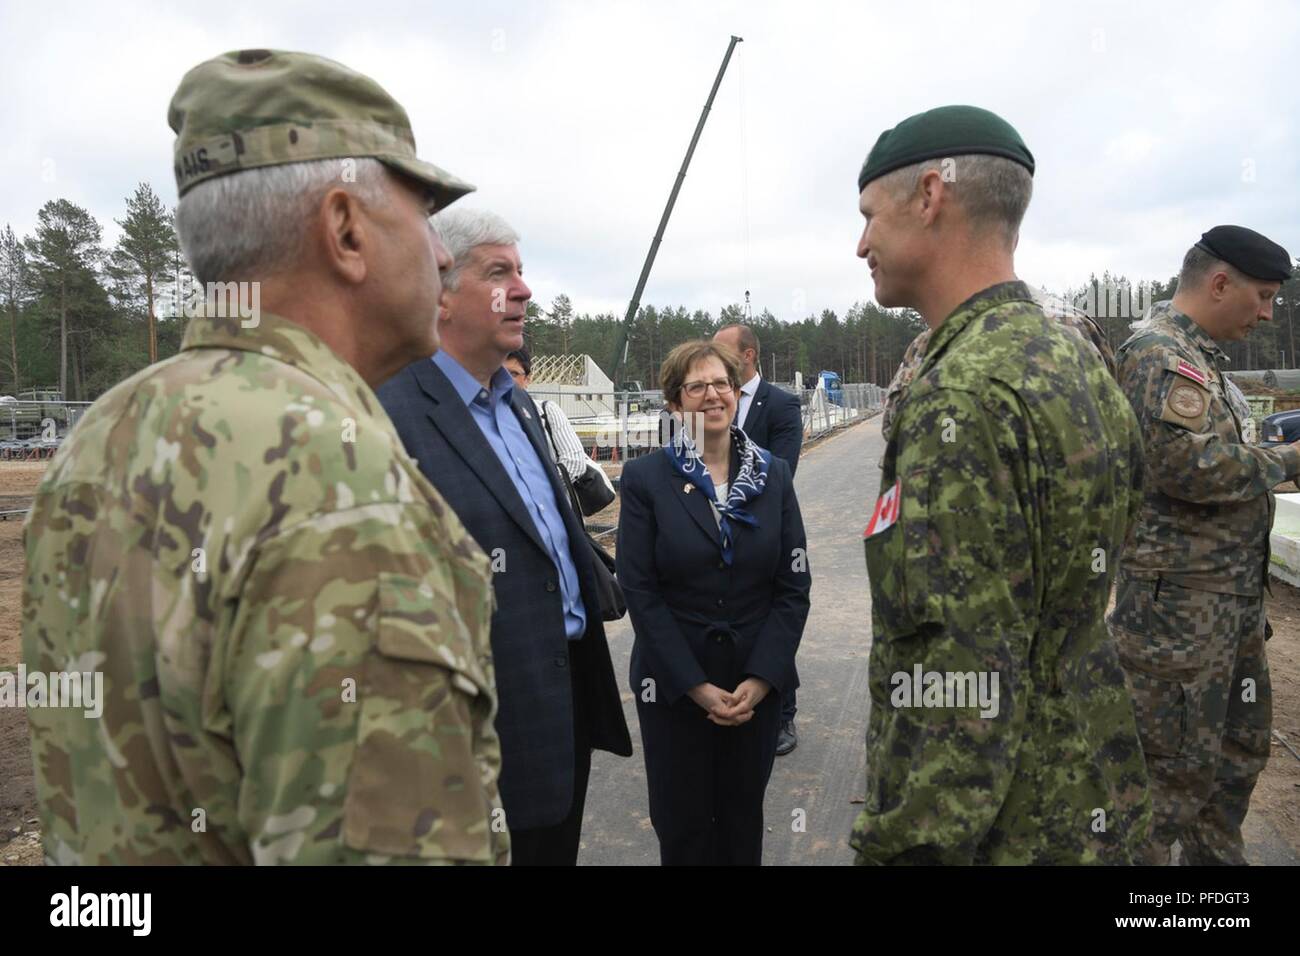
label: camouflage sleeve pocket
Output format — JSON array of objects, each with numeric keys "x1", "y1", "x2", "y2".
[{"x1": 340, "y1": 572, "x2": 495, "y2": 862}]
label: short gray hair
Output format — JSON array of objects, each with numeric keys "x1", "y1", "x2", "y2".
[
  {"x1": 433, "y1": 208, "x2": 520, "y2": 291},
  {"x1": 175, "y1": 157, "x2": 390, "y2": 284},
  {"x1": 1177, "y1": 243, "x2": 1239, "y2": 292},
  {"x1": 879, "y1": 153, "x2": 1033, "y2": 247}
]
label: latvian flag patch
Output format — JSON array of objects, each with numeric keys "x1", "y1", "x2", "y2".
[
  {"x1": 1175, "y1": 359, "x2": 1207, "y2": 385},
  {"x1": 864, "y1": 481, "x2": 901, "y2": 537}
]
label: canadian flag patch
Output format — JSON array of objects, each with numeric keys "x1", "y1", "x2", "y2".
[
  {"x1": 1175, "y1": 360, "x2": 1207, "y2": 386},
  {"x1": 864, "y1": 481, "x2": 901, "y2": 537}
]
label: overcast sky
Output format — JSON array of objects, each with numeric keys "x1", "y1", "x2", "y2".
[{"x1": 2, "y1": 0, "x2": 1297, "y2": 322}]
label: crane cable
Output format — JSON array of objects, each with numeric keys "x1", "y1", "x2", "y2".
[{"x1": 737, "y1": 39, "x2": 751, "y2": 312}]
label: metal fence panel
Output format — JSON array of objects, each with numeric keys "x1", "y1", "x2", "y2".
[{"x1": 0, "y1": 400, "x2": 94, "y2": 459}]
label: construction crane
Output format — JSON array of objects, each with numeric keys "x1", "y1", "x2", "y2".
[{"x1": 610, "y1": 35, "x2": 743, "y2": 391}]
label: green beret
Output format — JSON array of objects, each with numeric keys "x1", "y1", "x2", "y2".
[
  {"x1": 857, "y1": 105, "x2": 1034, "y2": 192},
  {"x1": 1195, "y1": 225, "x2": 1293, "y2": 282},
  {"x1": 168, "y1": 49, "x2": 475, "y2": 210}
]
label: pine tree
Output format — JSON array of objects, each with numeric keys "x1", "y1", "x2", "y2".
[
  {"x1": 0, "y1": 225, "x2": 27, "y2": 392},
  {"x1": 109, "y1": 183, "x2": 176, "y2": 365},
  {"x1": 25, "y1": 200, "x2": 103, "y2": 399}
]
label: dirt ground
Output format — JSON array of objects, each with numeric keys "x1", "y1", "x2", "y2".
[
  {"x1": 1, "y1": 456, "x2": 1298, "y2": 866},
  {"x1": 0, "y1": 462, "x2": 43, "y2": 866}
]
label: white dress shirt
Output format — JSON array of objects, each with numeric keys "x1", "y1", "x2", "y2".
[{"x1": 736, "y1": 372, "x2": 761, "y2": 429}]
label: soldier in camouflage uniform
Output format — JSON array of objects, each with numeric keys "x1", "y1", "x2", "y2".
[
  {"x1": 21, "y1": 50, "x2": 509, "y2": 865},
  {"x1": 879, "y1": 291, "x2": 1115, "y2": 444},
  {"x1": 850, "y1": 105, "x2": 1150, "y2": 864},
  {"x1": 1110, "y1": 225, "x2": 1296, "y2": 865}
]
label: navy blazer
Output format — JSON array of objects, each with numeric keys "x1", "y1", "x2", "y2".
[
  {"x1": 742, "y1": 379, "x2": 803, "y2": 476},
  {"x1": 616, "y1": 446, "x2": 811, "y2": 707},
  {"x1": 377, "y1": 358, "x2": 632, "y2": 832}
]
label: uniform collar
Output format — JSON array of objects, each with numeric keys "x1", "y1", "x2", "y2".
[
  {"x1": 180, "y1": 309, "x2": 385, "y2": 419},
  {"x1": 1153, "y1": 301, "x2": 1229, "y2": 365},
  {"x1": 919, "y1": 280, "x2": 1034, "y2": 375}
]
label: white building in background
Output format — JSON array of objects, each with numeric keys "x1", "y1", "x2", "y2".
[{"x1": 529, "y1": 354, "x2": 617, "y2": 420}]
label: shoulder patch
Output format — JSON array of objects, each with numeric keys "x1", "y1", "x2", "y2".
[
  {"x1": 864, "y1": 480, "x2": 900, "y2": 537},
  {"x1": 1165, "y1": 354, "x2": 1208, "y2": 386},
  {"x1": 1158, "y1": 369, "x2": 1212, "y2": 431}
]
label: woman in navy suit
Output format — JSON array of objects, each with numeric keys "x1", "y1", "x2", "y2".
[{"x1": 616, "y1": 340, "x2": 811, "y2": 865}]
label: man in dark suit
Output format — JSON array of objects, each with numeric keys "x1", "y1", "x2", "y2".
[
  {"x1": 377, "y1": 208, "x2": 631, "y2": 865},
  {"x1": 714, "y1": 324, "x2": 805, "y2": 755}
]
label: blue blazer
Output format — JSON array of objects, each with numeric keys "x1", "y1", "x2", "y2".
[
  {"x1": 616, "y1": 446, "x2": 811, "y2": 707},
  {"x1": 377, "y1": 359, "x2": 632, "y2": 831},
  {"x1": 742, "y1": 379, "x2": 803, "y2": 476}
]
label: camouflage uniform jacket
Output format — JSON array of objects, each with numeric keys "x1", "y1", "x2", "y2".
[
  {"x1": 851, "y1": 281, "x2": 1151, "y2": 864},
  {"x1": 22, "y1": 310, "x2": 507, "y2": 865},
  {"x1": 1115, "y1": 301, "x2": 1300, "y2": 597},
  {"x1": 880, "y1": 291, "x2": 1115, "y2": 444}
]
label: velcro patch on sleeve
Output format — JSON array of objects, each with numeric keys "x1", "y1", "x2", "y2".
[
  {"x1": 1165, "y1": 354, "x2": 1209, "y2": 386},
  {"x1": 864, "y1": 480, "x2": 901, "y2": 537},
  {"x1": 1158, "y1": 372, "x2": 1211, "y2": 431}
]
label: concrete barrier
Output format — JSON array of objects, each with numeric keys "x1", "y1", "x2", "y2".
[{"x1": 1270, "y1": 492, "x2": 1300, "y2": 587}]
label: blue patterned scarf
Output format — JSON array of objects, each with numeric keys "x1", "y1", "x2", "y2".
[{"x1": 664, "y1": 422, "x2": 768, "y2": 566}]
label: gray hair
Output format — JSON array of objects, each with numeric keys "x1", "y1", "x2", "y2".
[
  {"x1": 432, "y1": 208, "x2": 520, "y2": 291},
  {"x1": 175, "y1": 157, "x2": 390, "y2": 284},
  {"x1": 879, "y1": 153, "x2": 1033, "y2": 247},
  {"x1": 1176, "y1": 243, "x2": 1240, "y2": 292}
]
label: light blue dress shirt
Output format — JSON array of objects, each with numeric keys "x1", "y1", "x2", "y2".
[{"x1": 433, "y1": 350, "x2": 587, "y2": 640}]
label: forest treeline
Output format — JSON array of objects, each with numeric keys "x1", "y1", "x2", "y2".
[{"x1": 3, "y1": 185, "x2": 1297, "y2": 400}]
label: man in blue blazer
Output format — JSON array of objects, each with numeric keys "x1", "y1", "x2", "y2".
[
  {"x1": 714, "y1": 324, "x2": 805, "y2": 755},
  {"x1": 377, "y1": 209, "x2": 631, "y2": 865}
]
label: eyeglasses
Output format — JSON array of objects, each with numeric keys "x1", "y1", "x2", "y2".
[
  {"x1": 507, "y1": 367, "x2": 527, "y2": 379},
  {"x1": 681, "y1": 379, "x2": 735, "y2": 399}
]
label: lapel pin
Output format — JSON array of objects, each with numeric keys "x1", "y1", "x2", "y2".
[{"x1": 684, "y1": 483, "x2": 693, "y2": 494}]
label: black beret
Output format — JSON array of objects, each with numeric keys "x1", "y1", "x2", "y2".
[
  {"x1": 1195, "y1": 225, "x2": 1293, "y2": 282},
  {"x1": 858, "y1": 105, "x2": 1034, "y2": 193}
]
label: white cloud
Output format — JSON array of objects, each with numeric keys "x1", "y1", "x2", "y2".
[{"x1": 1, "y1": 0, "x2": 1296, "y2": 322}]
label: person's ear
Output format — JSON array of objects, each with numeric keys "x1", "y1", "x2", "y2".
[
  {"x1": 916, "y1": 169, "x2": 946, "y2": 227},
  {"x1": 1210, "y1": 270, "x2": 1230, "y2": 301},
  {"x1": 318, "y1": 187, "x2": 368, "y2": 285},
  {"x1": 437, "y1": 285, "x2": 454, "y2": 324}
]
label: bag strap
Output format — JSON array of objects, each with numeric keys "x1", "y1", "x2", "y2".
[
  {"x1": 539, "y1": 400, "x2": 564, "y2": 463},
  {"x1": 536, "y1": 399, "x2": 584, "y2": 520}
]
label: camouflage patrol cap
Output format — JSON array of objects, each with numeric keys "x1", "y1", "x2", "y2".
[
  {"x1": 858, "y1": 104, "x2": 1034, "y2": 192},
  {"x1": 168, "y1": 49, "x2": 475, "y2": 209}
]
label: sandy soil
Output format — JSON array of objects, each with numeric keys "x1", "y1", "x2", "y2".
[{"x1": 0, "y1": 463, "x2": 41, "y2": 866}]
